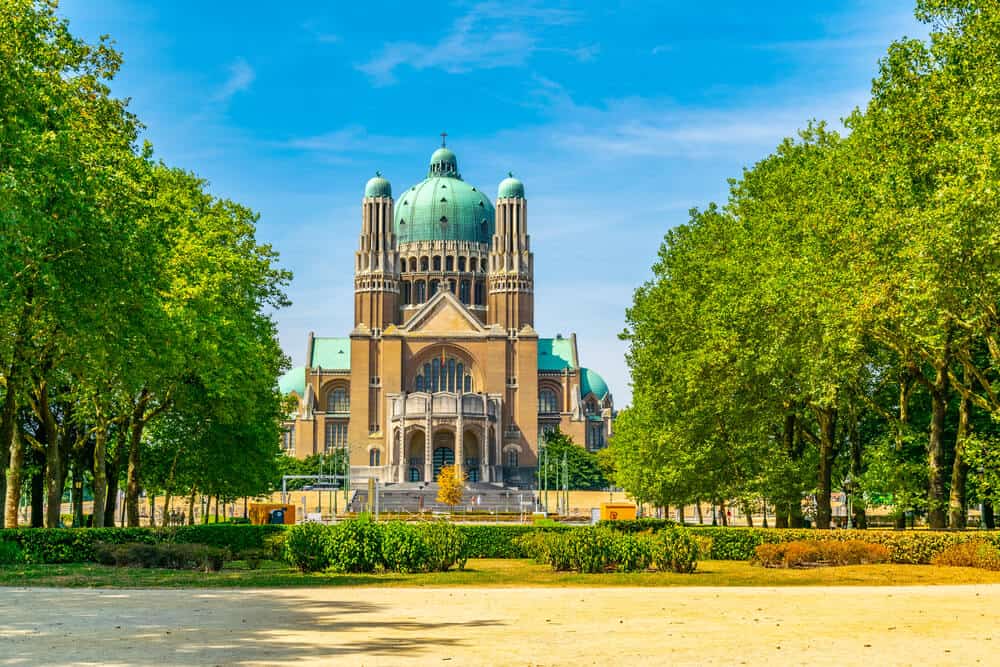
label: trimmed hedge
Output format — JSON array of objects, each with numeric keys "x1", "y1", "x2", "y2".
[
  {"x1": 0, "y1": 525, "x2": 286, "y2": 564},
  {"x1": 457, "y1": 524, "x2": 572, "y2": 558}
]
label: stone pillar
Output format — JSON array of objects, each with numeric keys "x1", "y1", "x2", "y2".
[
  {"x1": 456, "y1": 410, "x2": 464, "y2": 482},
  {"x1": 398, "y1": 395, "x2": 407, "y2": 483},
  {"x1": 424, "y1": 408, "x2": 433, "y2": 482}
]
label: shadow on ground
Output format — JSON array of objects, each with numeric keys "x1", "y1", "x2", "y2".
[{"x1": 0, "y1": 587, "x2": 506, "y2": 665}]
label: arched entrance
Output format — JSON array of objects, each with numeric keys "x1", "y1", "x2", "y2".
[
  {"x1": 463, "y1": 429, "x2": 480, "y2": 483},
  {"x1": 432, "y1": 430, "x2": 455, "y2": 480},
  {"x1": 408, "y1": 431, "x2": 425, "y2": 482}
]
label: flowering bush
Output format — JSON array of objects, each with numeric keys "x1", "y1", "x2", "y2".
[{"x1": 931, "y1": 540, "x2": 1000, "y2": 570}]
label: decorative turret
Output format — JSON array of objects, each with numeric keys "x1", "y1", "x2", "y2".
[
  {"x1": 355, "y1": 171, "x2": 399, "y2": 331},
  {"x1": 487, "y1": 172, "x2": 533, "y2": 330}
]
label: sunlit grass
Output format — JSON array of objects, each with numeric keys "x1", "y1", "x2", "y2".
[{"x1": 4, "y1": 558, "x2": 1000, "y2": 588}]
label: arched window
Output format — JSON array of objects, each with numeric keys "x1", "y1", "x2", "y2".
[
  {"x1": 539, "y1": 389, "x2": 558, "y2": 414},
  {"x1": 506, "y1": 450, "x2": 518, "y2": 468},
  {"x1": 325, "y1": 422, "x2": 348, "y2": 451},
  {"x1": 415, "y1": 355, "x2": 473, "y2": 393},
  {"x1": 409, "y1": 257, "x2": 417, "y2": 272},
  {"x1": 327, "y1": 388, "x2": 349, "y2": 413},
  {"x1": 420, "y1": 256, "x2": 429, "y2": 271},
  {"x1": 474, "y1": 281, "x2": 484, "y2": 305},
  {"x1": 584, "y1": 399, "x2": 599, "y2": 416},
  {"x1": 402, "y1": 281, "x2": 412, "y2": 304},
  {"x1": 458, "y1": 257, "x2": 466, "y2": 272},
  {"x1": 587, "y1": 423, "x2": 605, "y2": 451},
  {"x1": 446, "y1": 256, "x2": 454, "y2": 271},
  {"x1": 470, "y1": 257, "x2": 477, "y2": 272},
  {"x1": 459, "y1": 280, "x2": 470, "y2": 304},
  {"x1": 415, "y1": 281, "x2": 426, "y2": 303},
  {"x1": 370, "y1": 449, "x2": 381, "y2": 466},
  {"x1": 433, "y1": 256, "x2": 442, "y2": 271},
  {"x1": 430, "y1": 279, "x2": 439, "y2": 297}
]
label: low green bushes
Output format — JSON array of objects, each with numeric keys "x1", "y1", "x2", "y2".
[
  {"x1": 282, "y1": 519, "x2": 467, "y2": 574},
  {"x1": 515, "y1": 525, "x2": 700, "y2": 573},
  {"x1": 94, "y1": 542, "x2": 228, "y2": 572},
  {"x1": 931, "y1": 540, "x2": 1000, "y2": 570},
  {"x1": 0, "y1": 525, "x2": 285, "y2": 564},
  {"x1": 754, "y1": 540, "x2": 891, "y2": 568},
  {"x1": 0, "y1": 540, "x2": 25, "y2": 565}
]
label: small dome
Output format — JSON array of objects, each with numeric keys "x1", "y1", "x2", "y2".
[
  {"x1": 278, "y1": 366, "x2": 306, "y2": 396},
  {"x1": 498, "y1": 172, "x2": 525, "y2": 199},
  {"x1": 365, "y1": 172, "x2": 392, "y2": 198},
  {"x1": 429, "y1": 147, "x2": 458, "y2": 177},
  {"x1": 579, "y1": 367, "x2": 610, "y2": 400}
]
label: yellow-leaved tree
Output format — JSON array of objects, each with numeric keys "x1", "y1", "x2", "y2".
[{"x1": 436, "y1": 464, "x2": 465, "y2": 508}]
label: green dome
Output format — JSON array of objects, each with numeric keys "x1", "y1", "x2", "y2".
[
  {"x1": 364, "y1": 172, "x2": 392, "y2": 198},
  {"x1": 498, "y1": 172, "x2": 525, "y2": 199},
  {"x1": 580, "y1": 367, "x2": 610, "y2": 400},
  {"x1": 394, "y1": 147, "x2": 495, "y2": 244},
  {"x1": 278, "y1": 366, "x2": 306, "y2": 396}
]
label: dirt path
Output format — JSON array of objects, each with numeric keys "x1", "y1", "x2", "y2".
[{"x1": 1, "y1": 585, "x2": 996, "y2": 666}]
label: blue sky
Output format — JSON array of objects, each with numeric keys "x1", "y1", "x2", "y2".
[{"x1": 60, "y1": 1, "x2": 922, "y2": 406}]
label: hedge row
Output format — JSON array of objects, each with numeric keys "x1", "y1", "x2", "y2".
[
  {"x1": 0, "y1": 525, "x2": 286, "y2": 564},
  {"x1": 3, "y1": 523, "x2": 998, "y2": 566}
]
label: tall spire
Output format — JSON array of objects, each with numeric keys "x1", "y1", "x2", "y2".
[{"x1": 440, "y1": 131, "x2": 447, "y2": 147}]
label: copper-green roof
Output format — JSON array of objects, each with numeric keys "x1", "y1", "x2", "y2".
[
  {"x1": 364, "y1": 172, "x2": 391, "y2": 198},
  {"x1": 580, "y1": 367, "x2": 610, "y2": 399},
  {"x1": 394, "y1": 147, "x2": 495, "y2": 244},
  {"x1": 278, "y1": 366, "x2": 306, "y2": 395},
  {"x1": 498, "y1": 173, "x2": 525, "y2": 199},
  {"x1": 311, "y1": 337, "x2": 351, "y2": 370},
  {"x1": 538, "y1": 337, "x2": 577, "y2": 371}
]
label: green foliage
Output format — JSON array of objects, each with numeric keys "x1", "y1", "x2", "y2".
[
  {"x1": 754, "y1": 540, "x2": 891, "y2": 568},
  {"x1": 326, "y1": 516, "x2": 383, "y2": 573},
  {"x1": 612, "y1": 532, "x2": 653, "y2": 572},
  {"x1": 0, "y1": 540, "x2": 25, "y2": 565},
  {"x1": 94, "y1": 542, "x2": 228, "y2": 571},
  {"x1": 284, "y1": 523, "x2": 331, "y2": 573},
  {"x1": 651, "y1": 526, "x2": 700, "y2": 574},
  {"x1": 597, "y1": 518, "x2": 676, "y2": 533},
  {"x1": 380, "y1": 521, "x2": 430, "y2": 574},
  {"x1": 421, "y1": 521, "x2": 467, "y2": 572},
  {"x1": 457, "y1": 525, "x2": 572, "y2": 558},
  {"x1": 539, "y1": 429, "x2": 609, "y2": 490}
]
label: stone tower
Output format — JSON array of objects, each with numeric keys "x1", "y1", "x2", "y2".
[
  {"x1": 487, "y1": 174, "x2": 534, "y2": 331},
  {"x1": 354, "y1": 172, "x2": 399, "y2": 332}
]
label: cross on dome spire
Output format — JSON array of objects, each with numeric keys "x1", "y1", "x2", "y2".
[{"x1": 440, "y1": 131, "x2": 447, "y2": 147}]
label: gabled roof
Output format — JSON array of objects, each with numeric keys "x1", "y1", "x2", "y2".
[
  {"x1": 538, "y1": 336, "x2": 577, "y2": 371},
  {"x1": 396, "y1": 289, "x2": 489, "y2": 335},
  {"x1": 311, "y1": 337, "x2": 351, "y2": 370}
]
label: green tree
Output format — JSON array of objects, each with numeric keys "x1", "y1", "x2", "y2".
[{"x1": 538, "y1": 428, "x2": 608, "y2": 490}]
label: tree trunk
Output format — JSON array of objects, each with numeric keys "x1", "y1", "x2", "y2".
[
  {"x1": 214, "y1": 496, "x2": 220, "y2": 524},
  {"x1": 719, "y1": 501, "x2": 728, "y2": 526},
  {"x1": 104, "y1": 427, "x2": 125, "y2": 527},
  {"x1": 774, "y1": 500, "x2": 789, "y2": 528},
  {"x1": 677, "y1": 504, "x2": 684, "y2": 525},
  {"x1": 162, "y1": 490, "x2": 173, "y2": 527},
  {"x1": 926, "y1": 363, "x2": 950, "y2": 530},
  {"x1": 71, "y1": 459, "x2": 84, "y2": 527},
  {"x1": 0, "y1": 470, "x2": 5, "y2": 528},
  {"x1": 695, "y1": 501, "x2": 703, "y2": 525},
  {"x1": 743, "y1": 502, "x2": 754, "y2": 527},
  {"x1": 188, "y1": 489, "x2": 196, "y2": 525},
  {"x1": 4, "y1": 429, "x2": 24, "y2": 528},
  {"x1": 948, "y1": 392, "x2": 970, "y2": 530},
  {"x1": 849, "y1": 414, "x2": 867, "y2": 529},
  {"x1": 814, "y1": 407, "x2": 838, "y2": 529},
  {"x1": 30, "y1": 452, "x2": 44, "y2": 528},
  {"x1": 894, "y1": 514, "x2": 906, "y2": 530},
  {"x1": 125, "y1": 402, "x2": 145, "y2": 527},
  {"x1": 984, "y1": 500, "x2": 995, "y2": 530},
  {"x1": 91, "y1": 424, "x2": 109, "y2": 528}
]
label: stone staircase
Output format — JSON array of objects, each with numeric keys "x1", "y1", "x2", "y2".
[{"x1": 350, "y1": 482, "x2": 538, "y2": 514}]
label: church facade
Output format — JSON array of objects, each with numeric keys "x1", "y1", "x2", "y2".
[{"x1": 278, "y1": 142, "x2": 614, "y2": 486}]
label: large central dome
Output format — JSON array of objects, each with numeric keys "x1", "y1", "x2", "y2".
[{"x1": 393, "y1": 147, "x2": 495, "y2": 244}]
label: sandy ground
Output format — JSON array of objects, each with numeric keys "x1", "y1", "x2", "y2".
[{"x1": 1, "y1": 585, "x2": 997, "y2": 666}]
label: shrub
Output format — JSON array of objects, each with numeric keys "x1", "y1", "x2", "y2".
[
  {"x1": 458, "y1": 525, "x2": 569, "y2": 558},
  {"x1": 651, "y1": 526, "x2": 699, "y2": 574},
  {"x1": 381, "y1": 522, "x2": 430, "y2": 573},
  {"x1": 612, "y1": 532, "x2": 652, "y2": 572},
  {"x1": 284, "y1": 523, "x2": 332, "y2": 573},
  {"x1": 754, "y1": 540, "x2": 891, "y2": 568},
  {"x1": 263, "y1": 532, "x2": 288, "y2": 563},
  {"x1": 598, "y1": 518, "x2": 676, "y2": 533},
  {"x1": 421, "y1": 521, "x2": 466, "y2": 572},
  {"x1": 931, "y1": 540, "x2": 1000, "y2": 570},
  {"x1": 94, "y1": 543, "x2": 227, "y2": 571},
  {"x1": 239, "y1": 548, "x2": 265, "y2": 570},
  {"x1": 567, "y1": 527, "x2": 616, "y2": 573},
  {"x1": 327, "y1": 516, "x2": 383, "y2": 573},
  {"x1": 0, "y1": 540, "x2": 25, "y2": 565}
]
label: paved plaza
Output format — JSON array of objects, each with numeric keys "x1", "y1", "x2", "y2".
[{"x1": 1, "y1": 585, "x2": 997, "y2": 666}]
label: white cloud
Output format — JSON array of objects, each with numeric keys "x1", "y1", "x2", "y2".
[
  {"x1": 214, "y1": 58, "x2": 255, "y2": 102},
  {"x1": 357, "y1": 2, "x2": 590, "y2": 85}
]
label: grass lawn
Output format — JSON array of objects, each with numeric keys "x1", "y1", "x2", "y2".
[{"x1": 3, "y1": 558, "x2": 1000, "y2": 588}]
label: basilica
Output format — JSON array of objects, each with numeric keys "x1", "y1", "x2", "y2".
[{"x1": 278, "y1": 141, "x2": 614, "y2": 486}]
